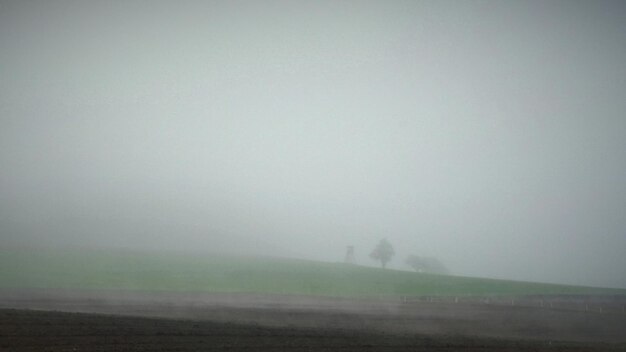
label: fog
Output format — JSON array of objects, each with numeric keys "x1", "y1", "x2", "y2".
[{"x1": 1, "y1": 0, "x2": 625, "y2": 289}]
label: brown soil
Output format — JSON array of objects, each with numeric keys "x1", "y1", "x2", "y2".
[{"x1": 1, "y1": 289, "x2": 625, "y2": 351}]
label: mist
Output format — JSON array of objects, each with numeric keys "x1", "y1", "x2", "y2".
[{"x1": 1, "y1": 0, "x2": 625, "y2": 289}]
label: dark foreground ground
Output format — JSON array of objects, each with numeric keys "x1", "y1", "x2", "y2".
[
  {"x1": 3, "y1": 308, "x2": 625, "y2": 352},
  {"x1": 1, "y1": 289, "x2": 625, "y2": 351}
]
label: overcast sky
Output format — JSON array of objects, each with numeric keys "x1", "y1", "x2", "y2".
[{"x1": 1, "y1": 0, "x2": 625, "y2": 288}]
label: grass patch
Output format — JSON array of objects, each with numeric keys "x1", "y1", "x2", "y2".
[{"x1": 1, "y1": 247, "x2": 624, "y2": 297}]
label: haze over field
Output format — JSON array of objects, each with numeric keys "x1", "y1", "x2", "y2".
[{"x1": 1, "y1": 1, "x2": 625, "y2": 289}]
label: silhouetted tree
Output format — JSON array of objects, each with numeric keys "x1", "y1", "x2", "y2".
[
  {"x1": 405, "y1": 254, "x2": 449, "y2": 274},
  {"x1": 370, "y1": 239, "x2": 394, "y2": 269},
  {"x1": 345, "y1": 245, "x2": 355, "y2": 264}
]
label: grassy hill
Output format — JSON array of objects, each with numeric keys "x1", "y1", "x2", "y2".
[{"x1": 1, "y1": 247, "x2": 624, "y2": 297}]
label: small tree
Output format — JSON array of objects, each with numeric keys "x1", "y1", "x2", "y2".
[
  {"x1": 370, "y1": 239, "x2": 394, "y2": 269},
  {"x1": 406, "y1": 255, "x2": 448, "y2": 274}
]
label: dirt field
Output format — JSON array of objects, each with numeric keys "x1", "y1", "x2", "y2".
[{"x1": 1, "y1": 289, "x2": 625, "y2": 351}]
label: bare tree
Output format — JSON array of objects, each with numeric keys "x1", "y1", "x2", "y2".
[{"x1": 405, "y1": 255, "x2": 449, "y2": 274}]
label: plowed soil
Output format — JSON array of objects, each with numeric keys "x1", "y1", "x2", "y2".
[{"x1": 1, "y1": 289, "x2": 625, "y2": 351}]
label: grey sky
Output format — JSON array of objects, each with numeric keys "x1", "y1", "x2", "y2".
[{"x1": 1, "y1": 0, "x2": 625, "y2": 288}]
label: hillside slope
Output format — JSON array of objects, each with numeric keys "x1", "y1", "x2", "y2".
[{"x1": 1, "y1": 248, "x2": 624, "y2": 297}]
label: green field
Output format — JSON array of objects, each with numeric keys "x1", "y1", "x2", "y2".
[{"x1": 1, "y1": 247, "x2": 624, "y2": 297}]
